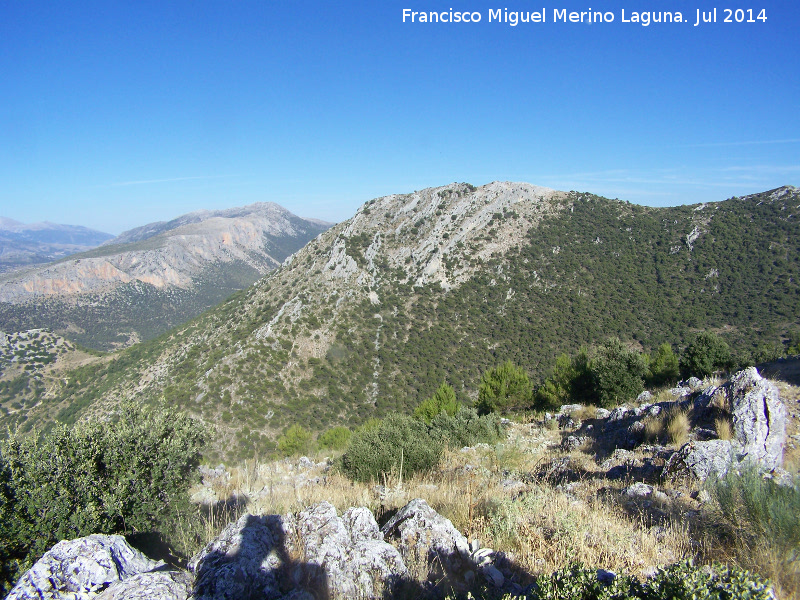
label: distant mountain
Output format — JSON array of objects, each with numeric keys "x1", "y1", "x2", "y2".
[
  {"x1": 3, "y1": 183, "x2": 797, "y2": 463},
  {"x1": 0, "y1": 203, "x2": 332, "y2": 349},
  {"x1": 0, "y1": 218, "x2": 114, "y2": 274}
]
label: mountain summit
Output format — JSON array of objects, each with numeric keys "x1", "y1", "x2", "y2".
[
  {"x1": 0, "y1": 203, "x2": 332, "y2": 348},
  {"x1": 3, "y1": 182, "x2": 797, "y2": 462}
]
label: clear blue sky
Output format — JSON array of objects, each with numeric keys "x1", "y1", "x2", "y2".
[{"x1": 1, "y1": 1, "x2": 798, "y2": 233}]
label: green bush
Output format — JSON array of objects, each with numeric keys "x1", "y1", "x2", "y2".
[
  {"x1": 708, "y1": 463, "x2": 800, "y2": 568},
  {"x1": 588, "y1": 338, "x2": 648, "y2": 407},
  {"x1": 530, "y1": 561, "x2": 773, "y2": 600},
  {"x1": 647, "y1": 343, "x2": 680, "y2": 387},
  {"x1": 534, "y1": 348, "x2": 592, "y2": 410},
  {"x1": 681, "y1": 331, "x2": 734, "y2": 378},
  {"x1": 317, "y1": 426, "x2": 351, "y2": 451},
  {"x1": 476, "y1": 361, "x2": 532, "y2": 414},
  {"x1": 0, "y1": 403, "x2": 204, "y2": 595},
  {"x1": 340, "y1": 413, "x2": 443, "y2": 482},
  {"x1": 277, "y1": 424, "x2": 314, "y2": 456},
  {"x1": 429, "y1": 407, "x2": 503, "y2": 448},
  {"x1": 414, "y1": 382, "x2": 460, "y2": 423}
]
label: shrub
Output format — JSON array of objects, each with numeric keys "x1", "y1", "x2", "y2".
[
  {"x1": 709, "y1": 463, "x2": 800, "y2": 573},
  {"x1": 647, "y1": 343, "x2": 680, "y2": 387},
  {"x1": 429, "y1": 407, "x2": 503, "y2": 448},
  {"x1": 0, "y1": 403, "x2": 204, "y2": 595},
  {"x1": 681, "y1": 331, "x2": 734, "y2": 378},
  {"x1": 317, "y1": 426, "x2": 351, "y2": 451},
  {"x1": 588, "y1": 338, "x2": 648, "y2": 408},
  {"x1": 340, "y1": 413, "x2": 443, "y2": 482},
  {"x1": 534, "y1": 352, "x2": 589, "y2": 411},
  {"x1": 277, "y1": 425, "x2": 313, "y2": 456},
  {"x1": 532, "y1": 560, "x2": 773, "y2": 600},
  {"x1": 476, "y1": 361, "x2": 532, "y2": 414},
  {"x1": 414, "y1": 382, "x2": 460, "y2": 423}
]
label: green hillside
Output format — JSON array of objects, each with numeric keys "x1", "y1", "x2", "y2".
[{"x1": 2, "y1": 184, "x2": 797, "y2": 462}]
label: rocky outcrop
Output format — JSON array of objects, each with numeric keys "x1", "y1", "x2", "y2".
[
  {"x1": 190, "y1": 502, "x2": 408, "y2": 600},
  {"x1": 6, "y1": 535, "x2": 166, "y2": 600},
  {"x1": 730, "y1": 367, "x2": 786, "y2": 471},
  {"x1": 11, "y1": 499, "x2": 518, "y2": 600},
  {"x1": 664, "y1": 368, "x2": 786, "y2": 481}
]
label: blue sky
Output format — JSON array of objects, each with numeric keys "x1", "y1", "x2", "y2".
[{"x1": 1, "y1": 1, "x2": 798, "y2": 233}]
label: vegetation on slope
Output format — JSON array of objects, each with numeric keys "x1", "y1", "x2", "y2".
[{"x1": 1, "y1": 185, "x2": 797, "y2": 463}]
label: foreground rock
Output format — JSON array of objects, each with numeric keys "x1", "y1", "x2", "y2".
[
  {"x1": 664, "y1": 367, "x2": 786, "y2": 480},
  {"x1": 190, "y1": 502, "x2": 408, "y2": 600},
  {"x1": 6, "y1": 535, "x2": 167, "y2": 600},
  {"x1": 11, "y1": 498, "x2": 520, "y2": 600}
]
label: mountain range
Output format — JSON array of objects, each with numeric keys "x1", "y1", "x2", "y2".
[
  {"x1": 1, "y1": 182, "x2": 797, "y2": 463},
  {"x1": 0, "y1": 218, "x2": 114, "y2": 274},
  {"x1": 0, "y1": 203, "x2": 332, "y2": 349}
]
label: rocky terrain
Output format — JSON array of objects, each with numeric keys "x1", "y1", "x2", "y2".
[
  {"x1": 0, "y1": 217, "x2": 113, "y2": 275},
  {"x1": 7, "y1": 182, "x2": 796, "y2": 461},
  {"x1": 7, "y1": 366, "x2": 795, "y2": 600},
  {"x1": 0, "y1": 203, "x2": 331, "y2": 349}
]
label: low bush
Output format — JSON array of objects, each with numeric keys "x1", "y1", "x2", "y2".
[
  {"x1": 340, "y1": 413, "x2": 443, "y2": 482},
  {"x1": 0, "y1": 403, "x2": 205, "y2": 595},
  {"x1": 429, "y1": 407, "x2": 503, "y2": 448},
  {"x1": 529, "y1": 560, "x2": 773, "y2": 600},
  {"x1": 317, "y1": 426, "x2": 351, "y2": 451},
  {"x1": 340, "y1": 408, "x2": 502, "y2": 483}
]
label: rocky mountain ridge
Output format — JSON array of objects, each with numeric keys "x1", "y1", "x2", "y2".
[
  {"x1": 0, "y1": 203, "x2": 332, "y2": 349},
  {"x1": 2, "y1": 183, "x2": 798, "y2": 462}
]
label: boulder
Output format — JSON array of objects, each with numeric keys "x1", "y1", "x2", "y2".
[
  {"x1": 381, "y1": 498, "x2": 471, "y2": 579},
  {"x1": 730, "y1": 367, "x2": 786, "y2": 471},
  {"x1": 190, "y1": 503, "x2": 408, "y2": 600},
  {"x1": 7, "y1": 535, "x2": 165, "y2": 600},
  {"x1": 97, "y1": 571, "x2": 192, "y2": 600},
  {"x1": 663, "y1": 439, "x2": 739, "y2": 481}
]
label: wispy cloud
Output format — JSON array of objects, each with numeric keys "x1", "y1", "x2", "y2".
[
  {"x1": 101, "y1": 174, "x2": 240, "y2": 187},
  {"x1": 675, "y1": 139, "x2": 800, "y2": 148}
]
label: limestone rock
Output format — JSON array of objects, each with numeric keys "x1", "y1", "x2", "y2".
[
  {"x1": 381, "y1": 498, "x2": 471, "y2": 579},
  {"x1": 663, "y1": 439, "x2": 739, "y2": 481},
  {"x1": 190, "y1": 503, "x2": 408, "y2": 600},
  {"x1": 7, "y1": 534, "x2": 164, "y2": 600},
  {"x1": 97, "y1": 571, "x2": 192, "y2": 600},
  {"x1": 730, "y1": 367, "x2": 786, "y2": 471}
]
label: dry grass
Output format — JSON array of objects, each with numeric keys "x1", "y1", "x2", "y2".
[
  {"x1": 182, "y1": 379, "x2": 800, "y2": 596},
  {"x1": 715, "y1": 416, "x2": 733, "y2": 441},
  {"x1": 665, "y1": 407, "x2": 691, "y2": 446}
]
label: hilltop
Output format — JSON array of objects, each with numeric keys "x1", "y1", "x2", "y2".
[{"x1": 1, "y1": 182, "x2": 797, "y2": 462}]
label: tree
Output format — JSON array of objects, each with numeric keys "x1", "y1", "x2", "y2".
[
  {"x1": 476, "y1": 361, "x2": 532, "y2": 414},
  {"x1": 414, "y1": 382, "x2": 460, "y2": 423},
  {"x1": 589, "y1": 338, "x2": 648, "y2": 407},
  {"x1": 277, "y1": 424, "x2": 313, "y2": 456},
  {"x1": 534, "y1": 348, "x2": 593, "y2": 410},
  {"x1": 681, "y1": 331, "x2": 733, "y2": 378},
  {"x1": 647, "y1": 343, "x2": 680, "y2": 387}
]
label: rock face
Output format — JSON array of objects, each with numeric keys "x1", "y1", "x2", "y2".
[
  {"x1": 730, "y1": 367, "x2": 786, "y2": 471},
  {"x1": 190, "y1": 502, "x2": 408, "y2": 600},
  {"x1": 6, "y1": 534, "x2": 166, "y2": 600},
  {"x1": 663, "y1": 368, "x2": 786, "y2": 481},
  {"x1": 381, "y1": 498, "x2": 471, "y2": 579},
  {"x1": 12, "y1": 499, "x2": 516, "y2": 600}
]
